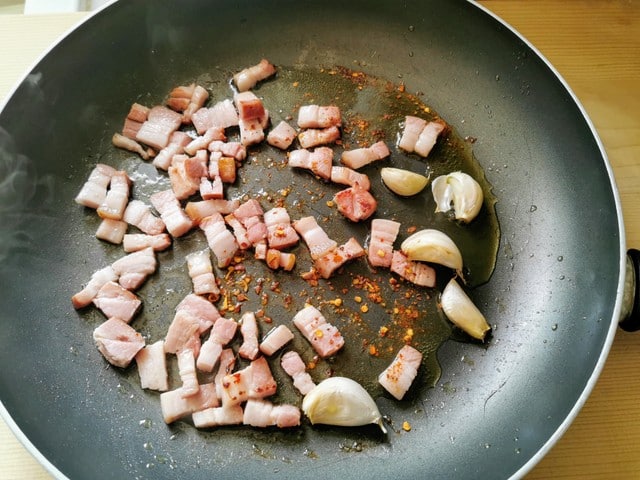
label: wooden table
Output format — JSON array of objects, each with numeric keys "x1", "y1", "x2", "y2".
[{"x1": 0, "y1": 2, "x2": 638, "y2": 478}]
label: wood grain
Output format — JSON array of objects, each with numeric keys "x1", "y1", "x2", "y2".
[{"x1": 0, "y1": 2, "x2": 638, "y2": 478}]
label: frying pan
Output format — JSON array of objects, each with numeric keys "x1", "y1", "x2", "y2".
[{"x1": 0, "y1": 1, "x2": 637, "y2": 479}]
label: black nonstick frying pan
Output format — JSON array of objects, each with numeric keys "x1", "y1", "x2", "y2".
[{"x1": 1, "y1": 1, "x2": 638, "y2": 479}]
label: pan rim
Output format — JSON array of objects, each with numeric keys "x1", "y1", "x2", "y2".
[{"x1": 468, "y1": 1, "x2": 627, "y2": 478}]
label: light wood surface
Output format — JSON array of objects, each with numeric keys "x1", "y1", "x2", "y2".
[{"x1": 0, "y1": 2, "x2": 638, "y2": 478}]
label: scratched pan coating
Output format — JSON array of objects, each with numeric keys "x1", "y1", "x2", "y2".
[{"x1": 0, "y1": 1, "x2": 623, "y2": 479}]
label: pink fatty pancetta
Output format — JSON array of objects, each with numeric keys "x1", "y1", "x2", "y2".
[
  {"x1": 259, "y1": 325, "x2": 294, "y2": 356},
  {"x1": 287, "y1": 147, "x2": 333, "y2": 180},
  {"x1": 197, "y1": 316, "x2": 238, "y2": 373},
  {"x1": 92, "y1": 280, "x2": 141, "y2": 323},
  {"x1": 340, "y1": 140, "x2": 390, "y2": 170},
  {"x1": 135, "y1": 340, "x2": 169, "y2": 392},
  {"x1": 368, "y1": 219, "x2": 401, "y2": 268},
  {"x1": 92, "y1": 317, "x2": 145, "y2": 368},
  {"x1": 238, "y1": 311, "x2": 260, "y2": 360},
  {"x1": 266, "y1": 120, "x2": 297, "y2": 150},
  {"x1": 390, "y1": 250, "x2": 436, "y2": 287},
  {"x1": 398, "y1": 115, "x2": 447, "y2": 157},
  {"x1": 123, "y1": 199, "x2": 166, "y2": 235},
  {"x1": 149, "y1": 189, "x2": 194, "y2": 238},
  {"x1": 242, "y1": 399, "x2": 301, "y2": 428},
  {"x1": 297, "y1": 125, "x2": 340, "y2": 149},
  {"x1": 160, "y1": 383, "x2": 219, "y2": 424},
  {"x1": 200, "y1": 213, "x2": 239, "y2": 268},
  {"x1": 97, "y1": 170, "x2": 131, "y2": 220},
  {"x1": 333, "y1": 184, "x2": 377, "y2": 222},
  {"x1": 95, "y1": 218, "x2": 127, "y2": 245},
  {"x1": 233, "y1": 58, "x2": 277, "y2": 92},
  {"x1": 297, "y1": 105, "x2": 341, "y2": 129},
  {"x1": 314, "y1": 237, "x2": 366, "y2": 279},
  {"x1": 122, "y1": 233, "x2": 171, "y2": 253},
  {"x1": 186, "y1": 249, "x2": 220, "y2": 299},
  {"x1": 111, "y1": 247, "x2": 157, "y2": 291},
  {"x1": 378, "y1": 344, "x2": 422, "y2": 400},
  {"x1": 280, "y1": 350, "x2": 316, "y2": 395},
  {"x1": 72, "y1": 266, "x2": 118, "y2": 309},
  {"x1": 292, "y1": 305, "x2": 345, "y2": 358},
  {"x1": 292, "y1": 216, "x2": 338, "y2": 260},
  {"x1": 75, "y1": 163, "x2": 117, "y2": 209}
]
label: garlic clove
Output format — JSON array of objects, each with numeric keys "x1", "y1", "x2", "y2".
[
  {"x1": 431, "y1": 171, "x2": 483, "y2": 223},
  {"x1": 380, "y1": 167, "x2": 429, "y2": 197},
  {"x1": 302, "y1": 376, "x2": 387, "y2": 433},
  {"x1": 400, "y1": 228, "x2": 463, "y2": 274},
  {"x1": 441, "y1": 277, "x2": 491, "y2": 340}
]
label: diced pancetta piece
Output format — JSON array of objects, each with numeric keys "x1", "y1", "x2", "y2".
[
  {"x1": 287, "y1": 147, "x2": 333, "y2": 180},
  {"x1": 200, "y1": 213, "x2": 239, "y2": 268},
  {"x1": 220, "y1": 357, "x2": 277, "y2": 406},
  {"x1": 264, "y1": 207, "x2": 299, "y2": 250},
  {"x1": 112, "y1": 133, "x2": 151, "y2": 160},
  {"x1": 298, "y1": 125, "x2": 340, "y2": 149},
  {"x1": 292, "y1": 305, "x2": 345, "y2": 358},
  {"x1": 314, "y1": 237, "x2": 366, "y2": 279},
  {"x1": 176, "y1": 293, "x2": 221, "y2": 334},
  {"x1": 150, "y1": 189, "x2": 194, "y2": 237},
  {"x1": 266, "y1": 120, "x2": 297, "y2": 150},
  {"x1": 233, "y1": 199, "x2": 267, "y2": 247},
  {"x1": 378, "y1": 345, "x2": 422, "y2": 400},
  {"x1": 199, "y1": 175, "x2": 224, "y2": 200},
  {"x1": 280, "y1": 351, "x2": 316, "y2": 395},
  {"x1": 209, "y1": 153, "x2": 237, "y2": 184},
  {"x1": 160, "y1": 383, "x2": 219, "y2": 424},
  {"x1": 164, "y1": 309, "x2": 202, "y2": 356},
  {"x1": 177, "y1": 348, "x2": 199, "y2": 397},
  {"x1": 92, "y1": 317, "x2": 145, "y2": 368},
  {"x1": 293, "y1": 216, "x2": 338, "y2": 260},
  {"x1": 238, "y1": 311, "x2": 260, "y2": 360},
  {"x1": 398, "y1": 116, "x2": 447, "y2": 157},
  {"x1": 97, "y1": 170, "x2": 130, "y2": 220},
  {"x1": 184, "y1": 127, "x2": 226, "y2": 156},
  {"x1": 111, "y1": 247, "x2": 156, "y2": 291},
  {"x1": 224, "y1": 214, "x2": 251, "y2": 250},
  {"x1": 333, "y1": 184, "x2": 377, "y2": 222},
  {"x1": 243, "y1": 399, "x2": 301, "y2": 428},
  {"x1": 235, "y1": 91, "x2": 269, "y2": 146},
  {"x1": 122, "y1": 233, "x2": 171, "y2": 252},
  {"x1": 233, "y1": 58, "x2": 277, "y2": 92},
  {"x1": 186, "y1": 249, "x2": 220, "y2": 299},
  {"x1": 390, "y1": 250, "x2": 436, "y2": 287},
  {"x1": 330, "y1": 166, "x2": 371, "y2": 190},
  {"x1": 184, "y1": 198, "x2": 240, "y2": 224},
  {"x1": 167, "y1": 83, "x2": 209, "y2": 123},
  {"x1": 259, "y1": 325, "x2": 294, "y2": 356},
  {"x1": 340, "y1": 140, "x2": 390, "y2": 170},
  {"x1": 168, "y1": 152, "x2": 208, "y2": 200},
  {"x1": 192, "y1": 404, "x2": 244, "y2": 428},
  {"x1": 95, "y1": 218, "x2": 127, "y2": 244},
  {"x1": 135, "y1": 340, "x2": 169, "y2": 391},
  {"x1": 135, "y1": 105, "x2": 183, "y2": 150},
  {"x1": 208, "y1": 140, "x2": 246, "y2": 162},
  {"x1": 92, "y1": 281, "x2": 141, "y2": 323},
  {"x1": 123, "y1": 199, "x2": 166, "y2": 235},
  {"x1": 192, "y1": 99, "x2": 240, "y2": 135},
  {"x1": 214, "y1": 348, "x2": 236, "y2": 400},
  {"x1": 75, "y1": 163, "x2": 117, "y2": 209},
  {"x1": 153, "y1": 131, "x2": 191, "y2": 171},
  {"x1": 197, "y1": 317, "x2": 238, "y2": 372},
  {"x1": 297, "y1": 105, "x2": 341, "y2": 129},
  {"x1": 72, "y1": 266, "x2": 118, "y2": 309},
  {"x1": 368, "y1": 219, "x2": 401, "y2": 268},
  {"x1": 122, "y1": 103, "x2": 149, "y2": 139}
]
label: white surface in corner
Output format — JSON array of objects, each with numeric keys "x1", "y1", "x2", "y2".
[{"x1": 23, "y1": 0, "x2": 111, "y2": 13}]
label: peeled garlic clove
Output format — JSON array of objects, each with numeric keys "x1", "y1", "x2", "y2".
[
  {"x1": 400, "y1": 228, "x2": 463, "y2": 274},
  {"x1": 380, "y1": 167, "x2": 429, "y2": 197},
  {"x1": 441, "y1": 277, "x2": 491, "y2": 341},
  {"x1": 431, "y1": 171, "x2": 483, "y2": 223},
  {"x1": 302, "y1": 376, "x2": 387, "y2": 433}
]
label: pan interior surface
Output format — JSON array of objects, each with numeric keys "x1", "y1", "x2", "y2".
[{"x1": 0, "y1": 1, "x2": 622, "y2": 479}]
